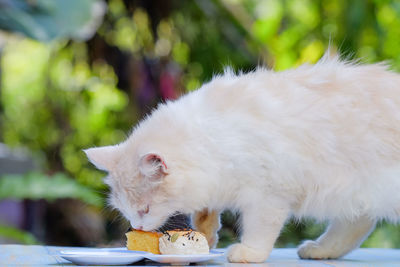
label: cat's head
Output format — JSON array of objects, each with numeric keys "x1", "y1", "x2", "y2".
[{"x1": 84, "y1": 142, "x2": 188, "y2": 231}]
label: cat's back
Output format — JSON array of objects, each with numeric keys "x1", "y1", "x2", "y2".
[
  {"x1": 201, "y1": 57, "x2": 400, "y2": 117},
  {"x1": 157, "y1": 56, "x2": 400, "y2": 158},
  {"x1": 198, "y1": 57, "x2": 400, "y2": 135},
  {"x1": 195, "y1": 58, "x2": 400, "y2": 219},
  {"x1": 196, "y1": 57, "x2": 400, "y2": 169}
]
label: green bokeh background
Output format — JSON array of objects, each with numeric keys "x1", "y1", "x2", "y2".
[{"x1": 0, "y1": 0, "x2": 400, "y2": 248}]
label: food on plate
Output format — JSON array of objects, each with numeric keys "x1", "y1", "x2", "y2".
[
  {"x1": 159, "y1": 230, "x2": 209, "y2": 255},
  {"x1": 126, "y1": 229, "x2": 209, "y2": 255},
  {"x1": 126, "y1": 229, "x2": 162, "y2": 254}
]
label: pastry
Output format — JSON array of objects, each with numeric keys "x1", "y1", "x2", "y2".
[{"x1": 159, "y1": 230, "x2": 209, "y2": 255}]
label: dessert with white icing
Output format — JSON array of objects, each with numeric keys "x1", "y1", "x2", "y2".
[{"x1": 159, "y1": 230, "x2": 209, "y2": 255}]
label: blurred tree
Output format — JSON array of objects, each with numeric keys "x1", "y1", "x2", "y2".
[
  {"x1": 0, "y1": 0, "x2": 106, "y2": 137},
  {"x1": 0, "y1": 0, "x2": 108, "y2": 245}
]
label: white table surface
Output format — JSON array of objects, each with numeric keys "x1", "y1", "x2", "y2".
[{"x1": 1, "y1": 245, "x2": 400, "y2": 266}]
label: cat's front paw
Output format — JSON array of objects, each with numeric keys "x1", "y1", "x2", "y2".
[
  {"x1": 227, "y1": 243, "x2": 268, "y2": 263},
  {"x1": 297, "y1": 240, "x2": 341, "y2": 259}
]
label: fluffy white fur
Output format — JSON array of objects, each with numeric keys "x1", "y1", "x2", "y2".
[{"x1": 85, "y1": 55, "x2": 400, "y2": 263}]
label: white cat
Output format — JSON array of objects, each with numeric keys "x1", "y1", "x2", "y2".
[{"x1": 85, "y1": 55, "x2": 400, "y2": 263}]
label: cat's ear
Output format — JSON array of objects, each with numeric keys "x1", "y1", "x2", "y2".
[
  {"x1": 84, "y1": 145, "x2": 120, "y2": 172},
  {"x1": 139, "y1": 153, "x2": 168, "y2": 181}
]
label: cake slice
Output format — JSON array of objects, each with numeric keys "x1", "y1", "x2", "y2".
[{"x1": 126, "y1": 229, "x2": 162, "y2": 254}]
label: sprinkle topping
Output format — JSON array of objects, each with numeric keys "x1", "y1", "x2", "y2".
[{"x1": 170, "y1": 233, "x2": 179, "y2": 243}]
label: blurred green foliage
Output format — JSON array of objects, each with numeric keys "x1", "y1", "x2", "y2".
[
  {"x1": 363, "y1": 222, "x2": 400, "y2": 248},
  {"x1": 0, "y1": 224, "x2": 37, "y2": 245},
  {"x1": 0, "y1": 0, "x2": 105, "y2": 41},
  {"x1": 0, "y1": 172, "x2": 103, "y2": 207},
  {"x1": 1, "y1": 39, "x2": 130, "y2": 189},
  {"x1": 1, "y1": 0, "x2": 400, "y2": 248}
]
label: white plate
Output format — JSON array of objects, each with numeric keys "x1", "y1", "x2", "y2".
[
  {"x1": 58, "y1": 248, "x2": 148, "y2": 265},
  {"x1": 144, "y1": 250, "x2": 224, "y2": 264}
]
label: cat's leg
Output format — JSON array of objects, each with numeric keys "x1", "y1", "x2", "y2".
[
  {"x1": 192, "y1": 209, "x2": 221, "y2": 248},
  {"x1": 227, "y1": 201, "x2": 289, "y2": 263},
  {"x1": 298, "y1": 217, "x2": 376, "y2": 259}
]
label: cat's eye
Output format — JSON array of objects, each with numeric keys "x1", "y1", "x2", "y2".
[{"x1": 138, "y1": 204, "x2": 150, "y2": 217}]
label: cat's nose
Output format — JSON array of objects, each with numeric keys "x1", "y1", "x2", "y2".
[{"x1": 138, "y1": 205, "x2": 150, "y2": 217}]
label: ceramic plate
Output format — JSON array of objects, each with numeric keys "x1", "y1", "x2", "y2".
[
  {"x1": 144, "y1": 250, "x2": 224, "y2": 264},
  {"x1": 58, "y1": 248, "x2": 148, "y2": 265}
]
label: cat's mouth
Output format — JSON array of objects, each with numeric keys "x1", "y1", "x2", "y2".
[{"x1": 127, "y1": 212, "x2": 191, "y2": 232}]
